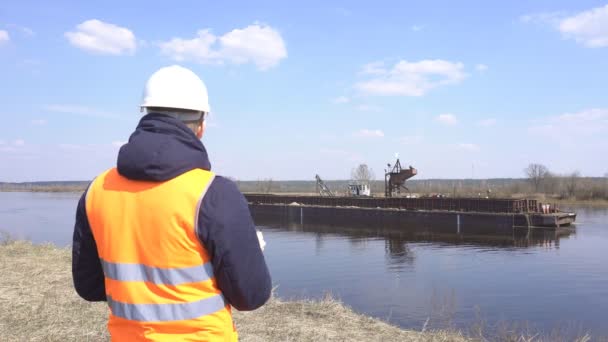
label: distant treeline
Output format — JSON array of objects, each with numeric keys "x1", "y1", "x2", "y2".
[
  {"x1": 0, "y1": 181, "x2": 89, "y2": 192},
  {"x1": 238, "y1": 176, "x2": 608, "y2": 200},
  {"x1": 2, "y1": 177, "x2": 608, "y2": 200}
]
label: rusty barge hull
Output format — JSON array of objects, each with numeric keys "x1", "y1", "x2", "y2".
[{"x1": 244, "y1": 194, "x2": 576, "y2": 230}]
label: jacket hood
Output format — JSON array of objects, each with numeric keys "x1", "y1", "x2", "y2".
[{"x1": 117, "y1": 113, "x2": 211, "y2": 182}]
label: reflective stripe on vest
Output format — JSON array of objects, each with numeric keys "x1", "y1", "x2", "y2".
[
  {"x1": 101, "y1": 259, "x2": 215, "y2": 285},
  {"x1": 107, "y1": 294, "x2": 227, "y2": 322}
]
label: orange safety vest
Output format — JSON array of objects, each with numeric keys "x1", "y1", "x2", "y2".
[{"x1": 86, "y1": 168, "x2": 237, "y2": 341}]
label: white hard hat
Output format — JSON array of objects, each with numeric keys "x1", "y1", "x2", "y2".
[{"x1": 140, "y1": 65, "x2": 210, "y2": 113}]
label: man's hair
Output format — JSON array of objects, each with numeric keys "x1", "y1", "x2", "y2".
[{"x1": 145, "y1": 107, "x2": 205, "y2": 134}]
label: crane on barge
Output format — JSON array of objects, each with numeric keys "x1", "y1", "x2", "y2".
[
  {"x1": 384, "y1": 157, "x2": 417, "y2": 197},
  {"x1": 315, "y1": 174, "x2": 335, "y2": 197}
]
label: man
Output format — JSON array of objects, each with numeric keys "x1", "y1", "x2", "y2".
[{"x1": 72, "y1": 65, "x2": 271, "y2": 341}]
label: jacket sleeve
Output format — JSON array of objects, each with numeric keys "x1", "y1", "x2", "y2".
[
  {"x1": 197, "y1": 176, "x2": 272, "y2": 311},
  {"x1": 72, "y1": 189, "x2": 106, "y2": 302}
]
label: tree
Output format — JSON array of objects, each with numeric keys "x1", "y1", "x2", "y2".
[
  {"x1": 543, "y1": 172, "x2": 559, "y2": 195},
  {"x1": 351, "y1": 164, "x2": 375, "y2": 183},
  {"x1": 257, "y1": 178, "x2": 274, "y2": 194},
  {"x1": 565, "y1": 171, "x2": 581, "y2": 198},
  {"x1": 524, "y1": 163, "x2": 549, "y2": 193}
]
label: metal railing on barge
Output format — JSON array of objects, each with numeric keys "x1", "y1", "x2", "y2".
[{"x1": 244, "y1": 194, "x2": 540, "y2": 213}]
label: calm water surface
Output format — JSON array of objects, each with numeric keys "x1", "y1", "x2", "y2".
[{"x1": 1, "y1": 192, "x2": 607, "y2": 337}]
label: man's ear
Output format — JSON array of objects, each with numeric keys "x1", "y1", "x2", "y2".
[{"x1": 197, "y1": 120, "x2": 206, "y2": 139}]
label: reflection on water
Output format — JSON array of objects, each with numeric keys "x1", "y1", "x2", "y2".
[
  {"x1": 385, "y1": 238, "x2": 415, "y2": 272},
  {"x1": 254, "y1": 213, "x2": 573, "y2": 251},
  {"x1": 256, "y1": 217, "x2": 572, "y2": 290},
  {"x1": 252, "y1": 207, "x2": 608, "y2": 338}
]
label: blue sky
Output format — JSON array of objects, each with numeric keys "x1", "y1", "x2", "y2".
[{"x1": 1, "y1": 0, "x2": 607, "y2": 181}]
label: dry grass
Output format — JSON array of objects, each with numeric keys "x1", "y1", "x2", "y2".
[
  {"x1": 234, "y1": 296, "x2": 467, "y2": 342},
  {"x1": 0, "y1": 241, "x2": 468, "y2": 342},
  {"x1": 0, "y1": 241, "x2": 108, "y2": 341}
]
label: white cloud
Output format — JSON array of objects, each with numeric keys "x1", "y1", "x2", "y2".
[
  {"x1": 436, "y1": 113, "x2": 458, "y2": 125},
  {"x1": 13, "y1": 139, "x2": 25, "y2": 146},
  {"x1": 557, "y1": 108, "x2": 608, "y2": 122},
  {"x1": 159, "y1": 24, "x2": 287, "y2": 70},
  {"x1": 558, "y1": 5, "x2": 608, "y2": 48},
  {"x1": 456, "y1": 143, "x2": 480, "y2": 151},
  {"x1": 7, "y1": 24, "x2": 34, "y2": 36},
  {"x1": 360, "y1": 61, "x2": 386, "y2": 75},
  {"x1": 0, "y1": 30, "x2": 9, "y2": 44},
  {"x1": 355, "y1": 59, "x2": 467, "y2": 96},
  {"x1": 475, "y1": 64, "x2": 488, "y2": 72},
  {"x1": 529, "y1": 108, "x2": 608, "y2": 140},
  {"x1": 30, "y1": 119, "x2": 47, "y2": 125},
  {"x1": 522, "y1": 6, "x2": 608, "y2": 48},
  {"x1": 354, "y1": 129, "x2": 384, "y2": 138},
  {"x1": 219, "y1": 24, "x2": 286, "y2": 69},
  {"x1": 477, "y1": 118, "x2": 496, "y2": 127},
  {"x1": 332, "y1": 96, "x2": 350, "y2": 104},
  {"x1": 44, "y1": 104, "x2": 124, "y2": 120},
  {"x1": 160, "y1": 30, "x2": 216, "y2": 62},
  {"x1": 65, "y1": 19, "x2": 136, "y2": 55},
  {"x1": 520, "y1": 11, "x2": 564, "y2": 25}
]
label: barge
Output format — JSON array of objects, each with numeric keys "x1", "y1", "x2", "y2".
[
  {"x1": 246, "y1": 158, "x2": 576, "y2": 233},
  {"x1": 244, "y1": 194, "x2": 576, "y2": 232}
]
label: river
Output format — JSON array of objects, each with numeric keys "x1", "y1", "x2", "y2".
[{"x1": 1, "y1": 192, "x2": 607, "y2": 338}]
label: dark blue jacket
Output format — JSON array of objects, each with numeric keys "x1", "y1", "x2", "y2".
[{"x1": 72, "y1": 113, "x2": 271, "y2": 311}]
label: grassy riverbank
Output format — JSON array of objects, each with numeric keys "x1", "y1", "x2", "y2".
[{"x1": 0, "y1": 240, "x2": 467, "y2": 341}]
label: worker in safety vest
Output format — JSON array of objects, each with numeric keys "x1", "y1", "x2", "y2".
[{"x1": 72, "y1": 65, "x2": 271, "y2": 341}]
